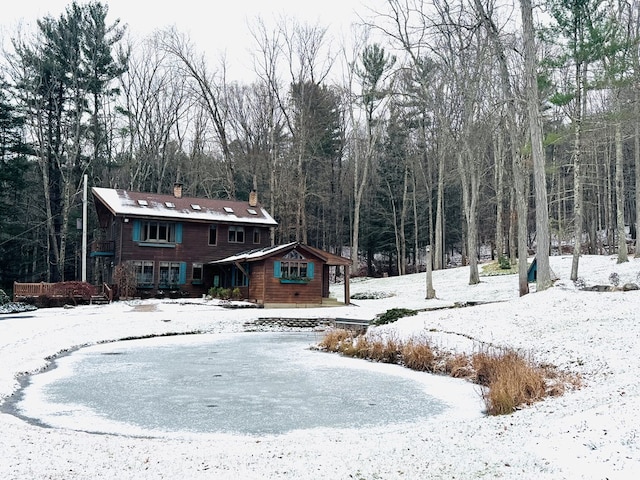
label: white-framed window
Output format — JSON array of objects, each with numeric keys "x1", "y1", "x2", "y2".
[
  {"x1": 253, "y1": 228, "x2": 260, "y2": 244},
  {"x1": 133, "y1": 260, "x2": 154, "y2": 287},
  {"x1": 159, "y1": 262, "x2": 181, "y2": 288},
  {"x1": 228, "y1": 225, "x2": 245, "y2": 243}
]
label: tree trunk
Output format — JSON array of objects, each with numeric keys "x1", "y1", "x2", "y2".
[
  {"x1": 475, "y1": 0, "x2": 528, "y2": 295},
  {"x1": 434, "y1": 148, "x2": 446, "y2": 270},
  {"x1": 494, "y1": 130, "x2": 505, "y2": 260},
  {"x1": 521, "y1": 0, "x2": 552, "y2": 290},
  {"x1": 399, "y1": 165, "x2": 409, "y2": 275},
  {"x1": 636, "y1": 94, "x2": 640, "y2": 257},
  {"x1": 615, "y1": 115, "x2": 628, "y2": 262}
]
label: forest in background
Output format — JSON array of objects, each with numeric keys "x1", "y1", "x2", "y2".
[{"x1": 1, "y1": 0, "x2": 639, "y2": 294}]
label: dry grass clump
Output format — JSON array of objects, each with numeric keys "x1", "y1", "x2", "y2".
[
  {"x1": 443, "y1": 353, "x2": 474, "y2": 378},
  {"x1": 402, "y1": 338, "x2": 435, "y2": 371},
  {"x1": 352, "y1": 333, "x2": 401, "y2": 363},
  {"x1": 473, "y1": 349, "x2": 547, "y2": 415},
  {"x1": 318, "y1": 330, "x2": 581, "y2": 416},
  {"x1": 317, "y1": 329, "x2": 354, "y2": 352}
]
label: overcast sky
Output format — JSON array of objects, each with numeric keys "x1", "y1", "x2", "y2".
[{"x1": 1, "y1": 0, "x2": 386, "y2": 81}]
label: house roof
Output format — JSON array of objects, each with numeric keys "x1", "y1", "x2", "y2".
[
  {"x1": 92, "y1": 187, "x2": 278, "y2": 227},
  {"x1": 209, "y1": 242, "x2": 352, "y2": 266}
]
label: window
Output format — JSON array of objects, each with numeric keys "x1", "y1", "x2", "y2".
[
  {"x1": 281, "y1": 261, "x2": 308, "y2": 279},
  {"x1": 209, "y1": 225, "x2": 217, "y2": 245},
  {"x1": 159, "y1": 262, "x2": 181, "y2": 288},
  {"x1": 253, "y1": 228, "x2": 260, "y2": 244},
  {"x1": 133, "y1": 261, "x2": 154, "y2": 287},
  {"x1": 274, "y1": 252, "x2": 314, "y2": 283},
  {"x1": 228, "y1": 226, "x2": 245, "y2": 243},
  {"x1": 140, "y1": 221, "x2": 176, "y2": 243},
  {"x1": 192, "y1": 263, "x2": 203, "y2": 284}
]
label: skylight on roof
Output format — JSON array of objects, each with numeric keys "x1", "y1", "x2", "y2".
[
  {"x1": 137, "y1": 199, "x2": 148, "y2": 206},
  {"x1": 224, "y1": 206, "x2": 234, "y2": 213},
  {"x1": 247, "y1": 208, "x2": 257, "y2": 215},
  {"x1": 165, "y1": 201, "x2": 175, "y2": 208},
  {"x1": 191, "y1": 204, "x2": 201, "y2": 210}
]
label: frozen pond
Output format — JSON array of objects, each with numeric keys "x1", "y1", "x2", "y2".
[{"x1": 16, "y1": 332, "x2": 471, "y2": 437}]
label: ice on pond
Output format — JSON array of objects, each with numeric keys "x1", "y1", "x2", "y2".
[{"x1": 16, "y1": 332, "x2": 478, "y2": 436}]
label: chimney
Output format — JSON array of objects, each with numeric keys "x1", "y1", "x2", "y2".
[
  {"x1": 173, "y1": 182, "x2": 183, "y2": 199},
  {"x1": 249, "y1": 189, "x2": 258, "y2": 207}
]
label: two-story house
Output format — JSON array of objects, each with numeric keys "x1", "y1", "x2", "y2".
[{"x1": 91, "y1": 183, "x2": 277, "y2": 297}]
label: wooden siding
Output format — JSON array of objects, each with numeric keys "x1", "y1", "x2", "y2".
[
  {"x1": 259, "y1": 256, "x2": 324, "y2": 306},
  {"x1": 112, "y1": 217, "x2": 271, "y2": 296}
]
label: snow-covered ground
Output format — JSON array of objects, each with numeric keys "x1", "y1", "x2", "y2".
[{"x1": 1, "y1": 255, "x2": 639, "y2": 479}]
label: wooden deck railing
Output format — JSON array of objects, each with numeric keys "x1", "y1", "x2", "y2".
[
  {"x1": 13, "y1": 282, "x2": 109, "y2": 302},
  {"x1": 91, "y1": 240, "x2": 115, "y2": 254},
  {"x1": 102, "y1": 283, "x2": 113, "y2": 303},
  {"x1": 13, "y1": 282, "x2": 56, "y2": 300}
]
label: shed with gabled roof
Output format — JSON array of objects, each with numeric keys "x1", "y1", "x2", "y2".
[{"x1": 210, "y1": 242, "x2": 352, "y2": 307}]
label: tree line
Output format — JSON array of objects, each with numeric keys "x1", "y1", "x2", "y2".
[{"x1": 1, "y1": 0, "x2": 638, "y2": 294}]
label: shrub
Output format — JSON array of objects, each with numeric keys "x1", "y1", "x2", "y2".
[
  {"x1": 608, "y1": 272, "x2": 620, "y2": 287},
  {"x1": 53, "y1": 281, "x2": 96, "y2": 298},
  {"x1": 498, "y1": 255, "x2": 511, "y2": 270},
  {"x1": 114, "y1": 263, "x2": 137, "y2": 298},
  {"x1": 0, "y1": 289, "x2": 9, "y2": 305},
  {"x1": 373, "y1": 308, "x2": 418, "y2": 326},
  {"x1": 350, "y1": 291, "x2": 394, "y2": 300},
  {"x1": 231, "y1": 288, "x2": 242, "y2": 300},
  {"x1": 208, "y1": 287, "x2": 232, "y2": 300}
]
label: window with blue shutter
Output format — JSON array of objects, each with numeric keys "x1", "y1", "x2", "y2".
[
  {"x1": 277, "y1": 259, "x2": 314, "y2": 284},
  {"x1": 133, "y1": 221, "x2": 180, "y2": 246}
]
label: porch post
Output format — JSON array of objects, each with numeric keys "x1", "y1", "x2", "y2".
[{"x1": 344, "y1": 267, "x2": 350, "y2": 305}]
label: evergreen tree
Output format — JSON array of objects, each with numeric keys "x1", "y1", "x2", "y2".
[
  {"x1": 9, "y1": 1, "x2": 126, "y2": 281},
  {"x1": 0, "y1": 79, "x2": 31, "y2": 289}
]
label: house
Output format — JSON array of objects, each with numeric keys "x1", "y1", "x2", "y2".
[
  {"x1": 210, "y1": 242, "x2": 352, "y2": 307},
  {"x1": 91, "y1": 184, "x2": 277, "y2": 297}
]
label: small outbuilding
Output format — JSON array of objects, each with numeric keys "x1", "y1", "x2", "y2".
[{"x1": 209, "y1": 242, "x2": 352, "y2": 307}]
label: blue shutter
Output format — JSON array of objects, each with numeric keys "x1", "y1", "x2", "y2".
[
  {"x1": 307, "y1": 262, "x2": 314, "y2": 279},
  {"x1": 274, "y1": 261, "x2": 281, "y2": 278},
  {"x1": 179, "y1": 262, "x2": 187, "y2": 284},
  {"x1": 132, "y1": 220, "x2": 141, "y2": 241},
  {"x1": 175, "y1": 223, "x2": 183, "y2": 243}
]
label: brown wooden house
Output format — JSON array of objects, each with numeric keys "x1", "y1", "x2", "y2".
[
  {"x1": 91, "y1": 184, "x2": 277, "y2": 297},
  {"x1": 210, "y1": 242, "x2": 352, "y2": 307}
]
